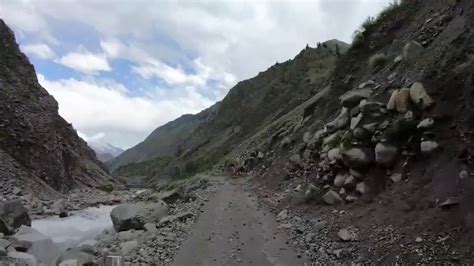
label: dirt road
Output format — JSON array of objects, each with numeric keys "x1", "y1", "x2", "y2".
[{"x1": 172, "y1": 178, "x2": 306, "y2": 266}]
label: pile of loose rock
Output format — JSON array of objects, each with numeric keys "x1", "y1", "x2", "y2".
[
  {"x1": 287, "y1": 80, "x2": 439, "y2": 206},
  {"x1": 93, "y1": 176, "x2": 222, "y2": 265}
]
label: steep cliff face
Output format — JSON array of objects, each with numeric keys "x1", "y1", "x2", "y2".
[
  {"x1": 111, "y1": 40, "x2": 349, "y2": 178},
  {"x1": 0, "y1": 19, "x2": 113, "y2": 193}
]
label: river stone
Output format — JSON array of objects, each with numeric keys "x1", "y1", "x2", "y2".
[
  {"x1": 121, "y1": 241, "x2": 138, "y2": 255},
  {"x1": 340, "y1": 88, "x2": 372, "y2": 108},
  {"x1": 322, "y1": 190, "x2": 343, "y2": 205},
  {"x1": 342, "y1": 148, "x2": 374, "y2": 169},
  {"x1": 0, "y1": 200, "x2": 31, "y2": 235},
  {"x1": 0, "y1": 246, "x2": 6, "y2": 256},
  {"x1": 409, "y1": 82, "x2": 435, "y2": 109},
  {"x1": 7, "y1": 251, "x2": 37, "y2": 265},
  {"x1": 10, "y1": 226, "x2": 60, "y2": 265},
  {"x1": 343, "y1": 175, "x2": 357, "y2": 189},
  {"x1": 390, "y1": 173, "x2": 402, "y2": 183},
  {"x1": 375, "y1": 143, "x2": 399, "y2": 167}
]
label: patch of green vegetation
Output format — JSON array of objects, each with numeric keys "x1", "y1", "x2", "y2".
[{"x1": 114, "y1": 155, "x2": 173, "y2": 177}]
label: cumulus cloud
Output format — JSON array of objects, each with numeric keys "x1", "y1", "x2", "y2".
[
  {"x1": 21, "y1": 43, "x2": 55, "y2": 59},
  {"x1": 38, "y1": 74, "x2": 213, "y2": 148},
  {"x1": 1, "y1": 0, "x2": 394, "y2": 148},
  {"x1": 57, "y1": 51, "x2": 111, "y2": 74}
]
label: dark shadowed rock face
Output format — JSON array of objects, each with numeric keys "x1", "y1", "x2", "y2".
[{"x1": 0, "y1": 19, "x2": 112, "y2": 192}]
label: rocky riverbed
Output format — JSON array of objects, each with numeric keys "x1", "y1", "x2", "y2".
[{"x1": 0, "y1": 173, "x2": 224, "y2": 265}]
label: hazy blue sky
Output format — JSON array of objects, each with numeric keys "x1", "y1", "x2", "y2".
[{"x1": 1, "y1": 0, "x2": 392, "y2": 149}]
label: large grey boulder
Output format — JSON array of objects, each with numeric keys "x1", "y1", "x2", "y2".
[
  {"x1": 375, "y1": 143, "x2": 399, "y2": 167},
  {"x1": 10, "y1": 226, "x2": 60, "y2": 265},
  {"x1": 322, "y1": 190, "x2": 343, "y2": 205},
  {"x1": 55, "y1": 249, "x2": 93, "y2": 266},
  {"x1": 120, "y1": 240, "x2": 138, "y2": 255},
  {"x1": 340, "y1": 89, "x2": 372, "y2": 108},
  {"x1": 7, "y1": 251, "x2": 37, "y2": 265},
  {"x1": 402, "y1": 41, "x2": 424, "y2": 64},
  {"x1": 0, "y1": 200, "x2": 31, "y2": 235},
  {"x1": 409, "y1": 82, "x2": 435, "y2": 109},
  {"x1": 110, "y1": 202, "x2": 169, "y2": 232},
  {"x1": 326, "y1": 108, "x2": 350, "y2": 131},
  {"x1": 342, "y1": 148, "x2": 374, "y2": 169}
]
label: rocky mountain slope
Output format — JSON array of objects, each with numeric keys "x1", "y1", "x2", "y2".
[
  {"x1": 0, "y1": 19, "x2": 115, "y2": 195},
  {"x1": 112, "y1": 0, "x2": 473, "y2": 263},
  {"x1": 110, "y1": 39, "x2": 350, "y2": 178}
]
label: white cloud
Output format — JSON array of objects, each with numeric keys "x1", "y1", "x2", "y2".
[
  {"x1": 1, "y1": 0, "x2": 395, "y2": 148},
  {"x1": 38, "y1": 74, "x2": 213, "y2": 149},
  {"x1": 57, "y1": 51, "x2": 111, "y2": 74},
  {"x1": 21, "y1": 43, "x2": 55, "y2": 59}
]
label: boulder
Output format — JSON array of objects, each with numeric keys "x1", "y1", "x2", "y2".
[
  {"x1": 0, "y1": 200, "x2": 31, "y2": 235},
  {"x1": 0, "y1": 239, "x2": 9, "y2": 249},
  {"x1": 150, "y1": 189, "x2": 181, "y2": 204},
  {"x1": 334, "y1": 174, "x2": 348, "y2": 187},
  {"x1": 7, "y1": 251, "x2": 37, "y2": 265},
  {"x1": 359, "y1": 100, "x2": 384, "y2": 115},
  {"x1": 343, "y1": 175, "x2": 357, "y2": 189},
  {"x1": 355, "y1": 182, "x2": 367, "y2": 195},
  {"x1": 0, "y1": 246, "x2": 6, "y2": 256},
  {"x1": 322, "y1": 131, "x2": 342, "y2": 148},
  {"x1": 303, "y1": 184, "x2": 322, "y2": 203},
  {"x1": 110, "y1": 202, "x2": 169, "y2": 232},
  {"x1": 402, "y1": 41, "x2": 424, "y2": 64},
  {"x1": 350, "y1": 113, "x2": 363, "y2": 130},
  {"x1": 144, "y1": 223, "x2": 157, "y2": 233},
  {"x1": 159, "y1": 212, "x2": 193, "y2": 225},
  {"x1": 10, "y1": 226, "x2": 60, "y2": 265},
  {"x1": 417, "y1": 118, "x2": 434, "y2": 130},
  {"x1": 340, "y1": 89, "x2": 372, "y2": 108},
  {"x1": 338, "y1": 228, "x2": 359, "y2": 241},
  {"x1": 322, "y1": 190, "x2": 343, "y2": 205},
  {"x1": 395, "y1": 88, "x2": 411, "y2": 113},
  {"x1": 386, "y1": 90, "x2": 398, "y2": 111},
  {"x1": 375, "y1": 143, "x2": 399, "y2": 167},
  {"x1": 59, "y1": 259, "x2": 79, "y2": 266},
  {"x1": 390, "y1": 173, "x2": 402, "y2": 183},
  {"x1": 421, "y1": 141, "x2": 439, "y2": 154},
  {"x1": 117, "y1": 229, "x2": 144, "y2": 241},
  {"x1": 302, "y1": 132, "x2": 312, "y2": 144},
  {"x1": 55, "y1": 249, "x2": 93, "y2": 266},
  {"x1": 327, "y1": 148, "x2": 341, "y2": 162},
  {"x1": 326, "y1": 108, "x2": 350, "y2": 131},
  {"x1": 120, "y1": 241, "x2": 138, "y2": 255},
  {"x1": 409, "y1": 82, "x2": 435, "y2": 109},
  {"x1": 342, "y1": 148, "x2": 374, "y2": 169}
]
